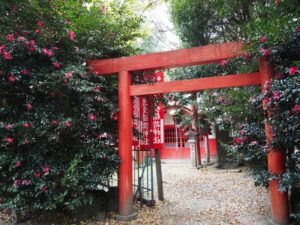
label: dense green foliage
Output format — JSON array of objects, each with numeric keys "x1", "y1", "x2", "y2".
[{"x1": 0, "y1": 0, "x2": 143, "y2": 213}]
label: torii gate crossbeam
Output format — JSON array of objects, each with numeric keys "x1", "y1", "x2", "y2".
[{"x1": 89, "y1": 42, "x2": 289, "y2": 224}]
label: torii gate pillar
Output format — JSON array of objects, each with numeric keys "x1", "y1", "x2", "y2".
[
  {"x1": 116, "y1": 71, "x2": 136, "y2": 221},
  {"x1": 260, "y1": 58, "x2": 289, "y2": 225}
]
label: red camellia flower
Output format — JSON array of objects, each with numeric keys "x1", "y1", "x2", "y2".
[
  {"x1": 0, "y1": 45, "x2": 6, "y2": 51},
  {"x1": 22, "y1": 31, "x2": 30, "y2": 35},
  {"x1": 37, "y1": 21, "x2": 43, "y2": 27},
  {"x1": 289, "y1": 67, "x2": 298, "y2": 75},
  {"x1": 23, "y1": 123, "x2": 30, "y2": 128},
  {"x1": 22, "y1": 180, "x2": 29, "y2": 185},
  {"x1": 41, "y1": 186, "x2": 47, "y2": 191},
  {"x1": 22, "y1": 69, "x2": 29, "y2": 75},
  {"x1": 34, "y1": 173, "x2": 41, "y2": 178},
  {"x1": 263, "y1": 49, "x2": 271, "y2": 55},
  {"x1": 89, "y1": 114, "x2": 95, "y2": 120},
  {"x1": 34, "y1": 29, "x2": 40, "y2": 33},
  {"x1": 13, "y1": 180, "x2": 20, "y2": 186},
  {"x1": 52, "y1": 120, "x2": 59, "y2": 125},
  {"x1": 65, "y1": 121, "x2": 71, "y2": 127},
  {"x1": 5, "y1": 125, "x2": 12, "y2": 129},
  {"x1": 68, "y1": 30, "x2": 75, "y2": 40},
  {"x1": 8, "y1": 75, "x2": 15, "y2": 82},
  {"x1": 15, "y1": 161, "x2": 22, "y2": 167},
  {"x1": 53, "y1": 62, "x2": 61, "y2": 68},
  {"x1": 6, "y1": 34, "x2": 14, "y2": 41},
  {"x1": 235, "y1": 137, "x2": 243, "y2": 144},
  {"x1": 28, "y1": 46, "x2": 35, "y2": 52},
  {"x1": 50, "y1": 92, "x2": 56, "y2": 97},
  {"x1": 276, "y1": 73, "x2": 283, "y2": 79},
  {"x1": 94, "y1": 86, "x2": 101, "y2": 92},
  {"x1": 24, "y1": 140, "x2": 30, "y2": 145},
  {"x1": 297, "y1": 27, "x2": 300, "y2": 32},
  {"x1": 3, "y1": 51, "x2": 12, "y2": 60},
  {"x1": 260, "y1": 36, "x2": 266, "y2": 43},
  {"x1": 220, "y1": 59, "x2": 227, "y2": 67},
  {"x1": 27, "y1": 103, "x2": 32, "y2": 110},
  {"x1": 294, "y1": 105, "x2": 300, "y2": 112},
  {"x1": 0, "y1": 198, "x2": 4, "y2": 203}
]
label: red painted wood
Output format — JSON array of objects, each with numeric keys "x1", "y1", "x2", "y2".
[
  {"x1": 259, "y1": 58, "x2": 289, "y2": 224},
  {"x1": 118, "y1": 71, "x2": 134, "y2": 217},
  {"x1": 89, "y1": 42, "x2": 245, "y2": 75},
  {"x1": 208, "y1": 138, "x2": 217, "y2": 156},
  {"x1": 130, "y1": 72, "x2": 261, "y2": 96},
  {"x1": 160, "y1": 147, "x2": 191, "y2": 159}
]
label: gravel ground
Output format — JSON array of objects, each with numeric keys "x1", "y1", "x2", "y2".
[{"x1": 0, "y1": 162, "x2": 273, "y2": 225}]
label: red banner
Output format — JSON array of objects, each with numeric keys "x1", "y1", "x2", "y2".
[{"x1": 132, "y1": 72, "x2": 164, "y2": 150}]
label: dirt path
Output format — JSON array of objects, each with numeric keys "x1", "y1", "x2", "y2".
[{"x1": 0, "y1": 163, "x2": 272, "y2": 225}]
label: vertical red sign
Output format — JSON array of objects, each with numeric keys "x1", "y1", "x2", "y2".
[{"x1": 132, "y1": 72, "x2": 164, "y2": 150}]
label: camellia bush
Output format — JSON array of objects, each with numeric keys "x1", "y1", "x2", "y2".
[{"x1": 0, "y1": 0, "x2": 142, "y2": 213}]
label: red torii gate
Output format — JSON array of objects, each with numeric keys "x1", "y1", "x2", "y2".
[{"x1": 89, "y1": 42, "x2": 289, "y2": 224}]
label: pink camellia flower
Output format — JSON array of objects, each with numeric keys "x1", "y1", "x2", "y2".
[
  {"x1": 30, "y1": 40, "x2": 36, "y2": 45},
  {"x1": 47, "y1": 51, "x2": 54, "y2": 57},
  {"x1": 50, "y1": 92, "x2": 56, "y2": 97},
  {"x1": 294, "y1": 105, "x2": 300, "y2": 112},
  {"x1": 65, "y1": 121, "x2": 71, "y2": 127},
  {"x1": 34, "y1": 29, "x2": 40, "y2": 33},
  {"x1": 289, "y1": 67, "x2": 298, "y2": 75},
  {"x1": 22, "y1": 31, "x2": 30, "y2": 35},
  {"x1": 15, "y1": 161, "x2": 22, "y2": 167},
  {"x1": 273, "y1": 90, "x2": 281, "y2": 100},
  {"x1": 27, "y1": 103, "x2": 32, "y2": 110},
  {"x1": 43, "y1": 166, "x2": 50, "y2": 172},
  {"x1": 260, "y1": 36, "x2": 266, "y2": 43},
  {"x1": 65, "y1": 73, "x2": 73, "y2": 78},
  {"x1": 37, "y1": 21, "x2": 43, "y2": 27},
  {"x1": 53, "y1": 62, "x2": 61, "y2": 68},
  {"x1": 220, "y1": 59, "x2": 227, "y2": 67},
  {"x1": 3, "y1": 51, "x2": 12, "y2": 60},
  {"x1": 41, "y1": 186, "x2": 47, "y2": 191},
  {"x1": 22, "y1": 180, "x2": 29, "y2": 185},
  {"x1": 235, "y1": 137, "x2": 243, "y2": 144},
  {"x1": 276, "y1": 73, "x2": 283, "y2": 79},
  {"x1": 0, "y1": 45, "x2": 6, "y2": 51},
  {"x1": 22, "y1": 69, "x2": 29, "y2": 75},
  {"x1": 17, "y1": 36, "x2": 26, "y2": 41},
  {"x1": 68, "y1": 30, "x2": 75, "y2": 40},
  {"x1": 13, "y1": 180, "x2": 20, "y2": 186},
  {"x1": 250, "y1": 141, "x2": 257, "y2": 145},
  {"x1": 34, "y1": 173, "x2": 41, "y2": 178},
  {"x1": 52, "y1": 120, "x2": 59, "y2": 125},
  {"x1": 6, "y1": 34, "x2": 14, "y2": 41},
  {"x1": 94, "y1": 86, "x2": 101, "y2": 92},
  {"x1": 297, "y1": 27, "x2": 300, "y2": 32},
  {"x1": 99, "y1": 7, "x2": 104, "y2": 12},
  {"x1": 264, "y1": 97, "x2": 269, "y2": 105},
  {"x1": 8, "y1": 75, "x2": 15, "y2": 82},
  {"x1": 24, "y1": 140, "x2": 30, "y2": 145},
  {"x1": 89, "y1": 114, "x2": 95, "y2": 120},
  {"x1": 28, "y1": 46, "x2": 35, "y2": 52},
  {"x1": 274, "y1": 0, "x2": 279, "y2": 4}
]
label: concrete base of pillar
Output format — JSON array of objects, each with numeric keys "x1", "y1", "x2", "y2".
[{"x1": 116, "y1": 212, "x2": 137, "y2": 221}]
